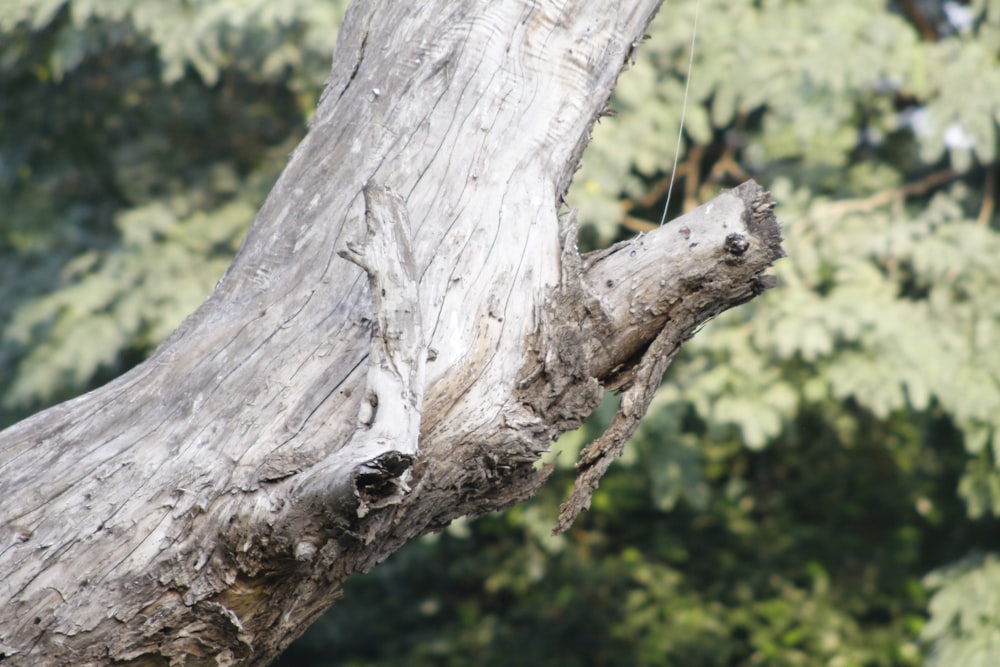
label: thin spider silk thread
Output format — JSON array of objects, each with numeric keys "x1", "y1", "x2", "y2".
[{"x1": 659, "y1": 0, "x2": 702, "y2": 226}]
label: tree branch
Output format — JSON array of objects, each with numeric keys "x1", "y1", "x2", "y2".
[
  {"x1": 979, "y1": 164, "x2": 995, "y2": 226},
  {"x1": 817, "y1": 168, "x2": 957, "y2": 218},
  {"x1": 520, "y1": 181, "x2": 783, "y2": 532}
]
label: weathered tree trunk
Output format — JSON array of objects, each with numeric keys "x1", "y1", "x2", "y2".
[{"x1": 0, "y1": 1, "x2": 783, "y2": 665}]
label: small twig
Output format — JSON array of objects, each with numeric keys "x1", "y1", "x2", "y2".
[
  {"x1": 622, "y1": 213, "x2": 657, "y2": 233},
  {"x1": 708, "y1": 147, "x2": 751, "y2": 184},
  {"x1": 622, "y1": 166, "x2": 691, "y2": 214},
  {"x1": 818, "y1": 168, "x2": 957, "y2": 218},
  {"x1": 682, "y1": 143, "x2": 703, "y2": 212},
  {"x1": 979, "y1": 164, "x2": 995, "y2": 226},
  {"x1": 897, "y1": 0, "x2": 939, "y2": 42}
]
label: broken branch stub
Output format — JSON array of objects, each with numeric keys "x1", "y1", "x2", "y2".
[{"x1": 537, "y1": 180, "x2": 783, "y2": 532}]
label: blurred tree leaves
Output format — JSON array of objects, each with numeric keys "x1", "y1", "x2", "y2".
[
  {"x1": 0, "y1": 0, "x2": 347, "y2": 420},
  {"x1": 5, "y1": 0, "x2": 1000, "y2": 665},
  {"x1": 923, "y1": 552, "x2": 1000, "y2": 667}
]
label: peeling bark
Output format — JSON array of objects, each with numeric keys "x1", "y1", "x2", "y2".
[{"x1": 0, "y1": 1, "x2": 784, "y2": 665}]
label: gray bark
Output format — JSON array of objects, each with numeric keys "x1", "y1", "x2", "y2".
[{"x1": 0, "y1": 1, "x2": 784, "y2": 665}]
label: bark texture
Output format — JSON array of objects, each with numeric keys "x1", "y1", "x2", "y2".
[{"x1": 0, "y1": 1, "x2": 784, "y2": 665}]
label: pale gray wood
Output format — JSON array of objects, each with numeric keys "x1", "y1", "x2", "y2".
[{"x1": 0, "y1": 1, "x2": 783, "y2": 665}]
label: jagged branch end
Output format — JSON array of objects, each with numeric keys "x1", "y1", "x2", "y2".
[{"x1": 524, "y1": 180, "x2": 785, "y2": 533}]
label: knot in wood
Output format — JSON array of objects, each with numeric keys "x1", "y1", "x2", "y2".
[{"x1": 724, "y1": 232, "x2": 749, "y2": 256}]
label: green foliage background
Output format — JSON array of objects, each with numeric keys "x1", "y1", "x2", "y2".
[{"x1": 4, "y1": 1, "x2": 1000, "y2": 665}]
